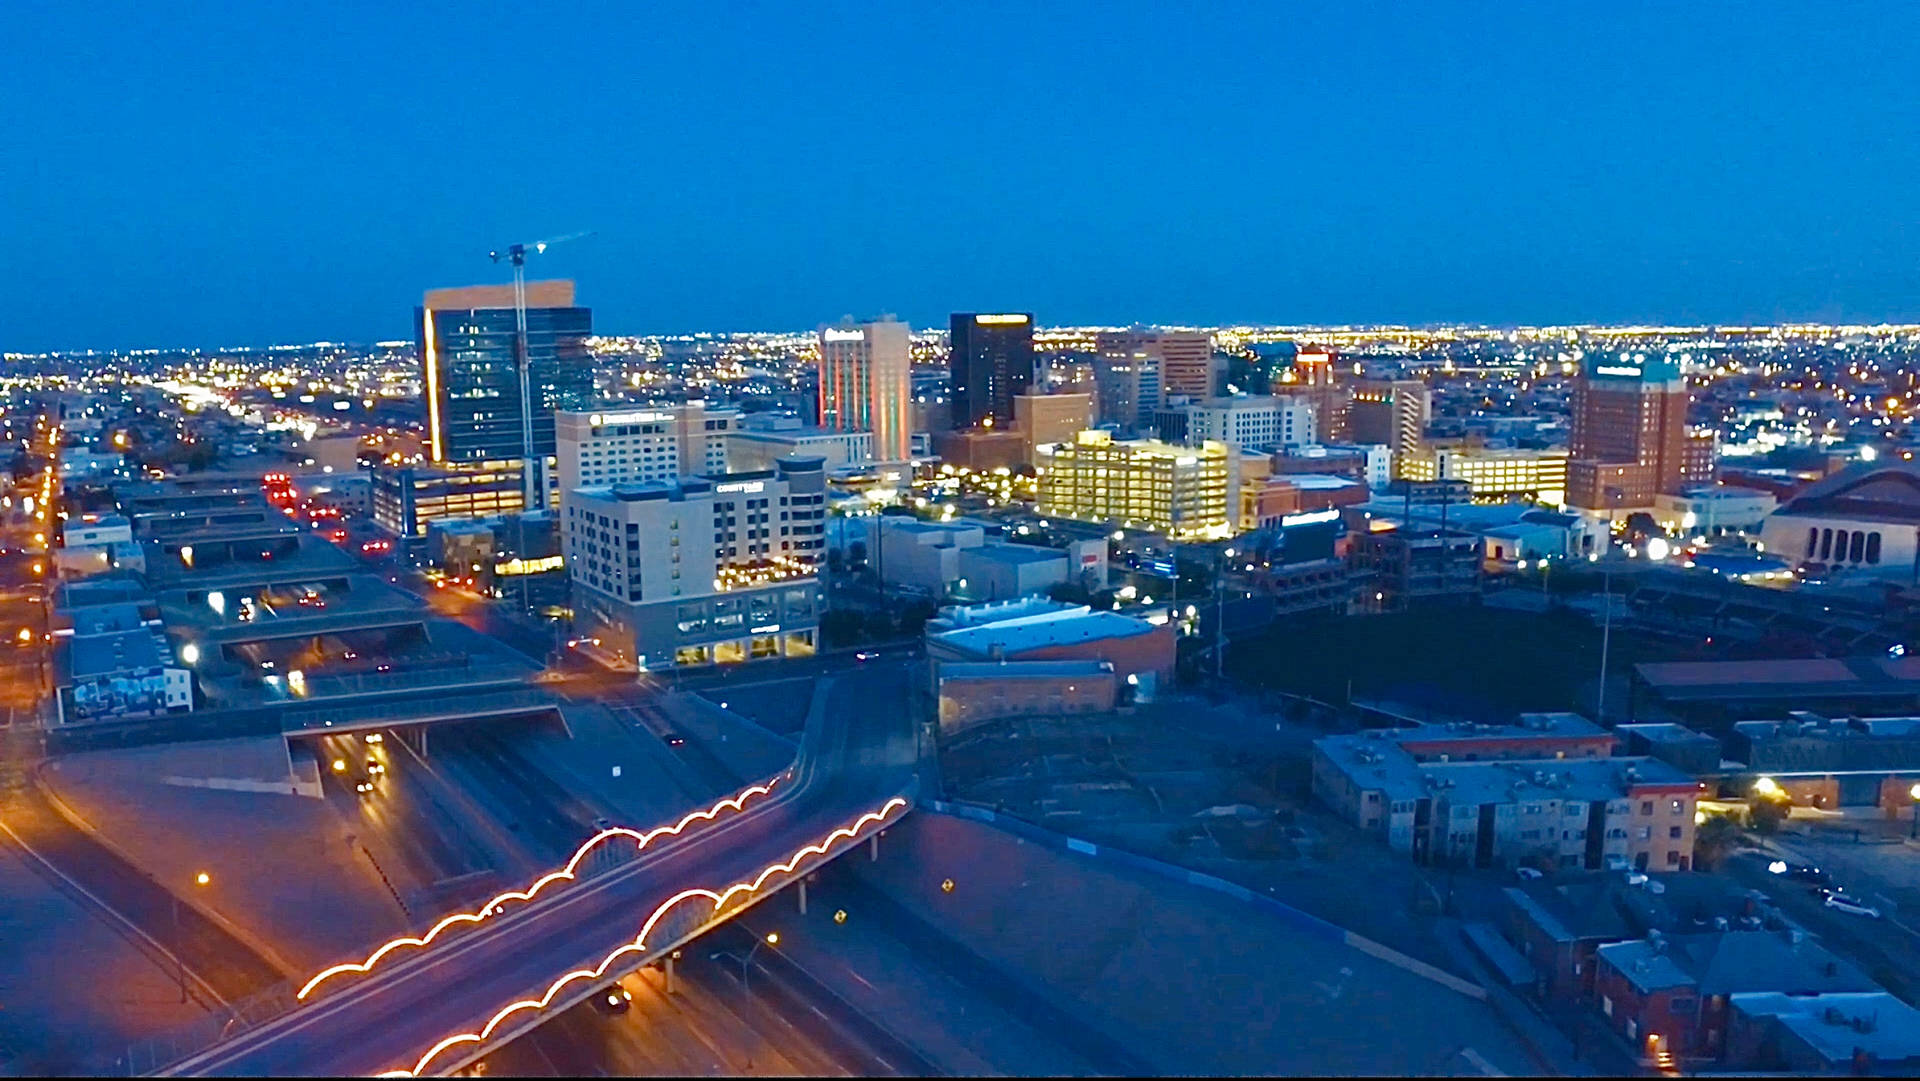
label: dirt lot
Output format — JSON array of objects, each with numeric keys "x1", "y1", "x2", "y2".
[{"x1": 938, "y1": 695, "x2": 1460, "y2": 973}]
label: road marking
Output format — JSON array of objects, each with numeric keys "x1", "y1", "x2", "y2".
[{"x1": 1459, "y1": 1047, "x2": 1504, "y2": 1076}]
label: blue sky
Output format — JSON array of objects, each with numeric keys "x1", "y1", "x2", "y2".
[{"x1": 4, "y1": 1, "x2": 1917, "y2": 350}]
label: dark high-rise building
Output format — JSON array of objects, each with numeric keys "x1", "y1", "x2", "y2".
[
  {"x1": 417, "y1": 281, "x2": 593, "y2": 465},
  {"x1": 949, "y1": 312, "x2": 1035, "y2": 430}
]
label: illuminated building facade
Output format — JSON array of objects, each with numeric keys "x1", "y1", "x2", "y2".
[
  {"x1": 949, "y1": 313, "x2": 1036, "y2": 430},
  {"x1": 1567, "y1": 354, "x2": 1691, "y2": 513},
  {"x1": 371, "y1": 459, "x2": 529, "y2": 538},
  {"x1": 1401, "y1": 446, "x2": 1569, "y2": 504},
  {"x1": 1095, "y1": 328, "x2": 1217, "y2": 399},
  {"x1": 565, "y1": 456, "x2": 827, "y2": 668},
  {"x1": 416, "y1": 282, "x2": 593, "y2": 467},
  {"x1": 1350, "y1": 378, "x2": 1430, "y2": 475},
  {"x1": 554, "y1": 402, "x2": 737, "y2": 493},
  {"x1": 818, "y1": 318, "x2": 911, "y2": 461},
  {"x1": 1285, "y1": 346, "x2": 1351, "y2": 443},
  {"x1": 1035, "y1": 430, "x2": 1231, "y2": 539}
]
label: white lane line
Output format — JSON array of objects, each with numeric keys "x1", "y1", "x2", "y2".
[{"x1": 1459, "y1": 1046, "x2": 1504, "y2": 1076}]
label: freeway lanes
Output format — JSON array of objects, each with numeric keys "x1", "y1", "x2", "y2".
[{"x1": 167, "y1": 665, "x2": 918, "y2": 1077}]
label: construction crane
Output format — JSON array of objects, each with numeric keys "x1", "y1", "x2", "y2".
[{"x1": 488, "y1": 231, "x2": 591, "y2": 512}]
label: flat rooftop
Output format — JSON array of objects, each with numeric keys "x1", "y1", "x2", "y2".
[
  {"x1": 931, "y1": 607, "x2": 1157, "y2": 658},
  {"x1": 1637, "y1": 656, "x2": 1920, "y2": 701}
]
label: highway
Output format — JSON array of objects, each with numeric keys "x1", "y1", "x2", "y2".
[
  {"x1": 309, "y1": 732, "x2": 497, "y2": 904},
  {"x1": 165, "y1": 665, "x2": 919, "y2": 1077}
]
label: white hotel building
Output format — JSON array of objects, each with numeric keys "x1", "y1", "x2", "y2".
[{"x1": 565, "y1": 456, "x2": 829, "y2": 669}]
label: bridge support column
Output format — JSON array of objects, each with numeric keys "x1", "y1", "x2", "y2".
[
  {"x1": 664, "y1": 956, "x2": 676, "y2": 995},
  {"x1": 797, "y1": 880, "x2": 807, "y2": 915},
  {"x1": 869, "y1": 834, "x2": 879, "y2": 861}
]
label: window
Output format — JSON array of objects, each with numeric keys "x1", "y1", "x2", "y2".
[
  {"x1": 1666, "y1": 850, "x2": 1681, "y2": 866},
  {"x1": 1670, "y1": 799, "x2": 1684, "y2": 813},
  {"x1": 1640, "y1": 800, "x2": 1653, "y2": 815},
  {"x1": 1867, "y1": 531, "x2": 1882, "y2": 564},
  {"x1": 1850, "y1": 531, "x2": 1866, "y2": 563},
  {"x1": 1669, "y1": 826, "x2": 1683, "y2": 839},
  {"x1": 1821, "y1": 528, "x2": 1833, "y2": 560}
]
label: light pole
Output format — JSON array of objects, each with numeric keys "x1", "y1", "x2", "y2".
[
  {"x1": 1909, "y1": 783, "x2": 1920, "y2": 840},
  {"x1": 736, "y1": 931, "x2": 778, "y2": 999},
  {"x1": 1595, "y1": 487, "x2": 1622, "y2": 723}
]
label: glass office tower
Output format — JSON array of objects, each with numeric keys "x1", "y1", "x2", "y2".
[
  {"x1": 948, "y1": 312, "x2": 1035, "y2": 430},
  {"x1": 416, "y1": 281, "x2": 593, "y2": 465}
]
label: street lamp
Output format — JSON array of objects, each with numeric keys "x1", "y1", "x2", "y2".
[
  {"x1": 739, "y1": 931, "x2": 778, "y2": 998},
  {"x1": 1909, "y1": 782, "x2": 1920, "y2": 840}
]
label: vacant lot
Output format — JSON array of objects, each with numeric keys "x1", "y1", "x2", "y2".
[{"x1": 1225, "y1": 605, "x2": 1695, "y2": 720}]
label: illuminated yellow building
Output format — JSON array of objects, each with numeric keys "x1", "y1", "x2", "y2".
[
  {"x1": 1036, "y1": 431, "x2": 1231, "y2": 539},
  {"x1": 1401, "y1": 446, "x2": 1568, "y2": 504}
]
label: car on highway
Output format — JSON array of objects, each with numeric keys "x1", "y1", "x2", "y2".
[
  {"x1": 362, "y1": 731, "x2": 381, "y2": 744},
  {"x1": 353, "y1": 777, "x2": 375, "y2": 795},
  {"x1": 1819, "y1": 890, "x2": 1882, "y2": 918},
  {"x1": 1514, "y1": 866, "x2": 1544, "y2": 881},
  {"x1": 593, "y1": 983, "x2": 632, "y2": 1014},
  {"x1": 663, "y1": 732, "x2": 686, "y2": 747},
  {"x1": 366, "y1": 759, "x2": 386, "y2": 777},
  {"x1": 854, "y1": 650, "x2": 881, "y2": 662}
]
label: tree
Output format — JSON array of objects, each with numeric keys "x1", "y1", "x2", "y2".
[
  {"x1": 1693, "y1": 814, "x2": 1744, "y2": 870},
  {"x1": 1750, "y1": 796, "x2": 1790, "y2": 835}
]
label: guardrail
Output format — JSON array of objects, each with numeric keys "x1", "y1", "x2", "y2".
[{"x1": 126, "y1": 779, "x2": 752, "y2": 1077}]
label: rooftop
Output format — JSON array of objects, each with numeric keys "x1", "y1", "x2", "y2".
[
  {"x1": 1730, "y1": 991, "x2": 1920, "y2": 1065},
  {"x1": 1615, "y1": 722, "x2": 1720, "y2": 746},
  {"x1": 1637, "y1": 656, "x2": 1920, "y2": 701},
  {"x1": 68, "y1": 628, "x2": 172, "y2": 678},
  {"x1": 56, "y1": 602, "x2": 155, "y2": 638},
  {"x1": 1420, "y1": 755, "x2": 1694, "y2": 805},
  {"x1": 1599, "y1": 930, "x2": 1876, "y2": 996},
  {"x1": 1387, "y1": 713, "x2": 1609, "y2": 745},
  {"x1": 929, "y1": 606, "x2": 1158, "y2": 658},
  {"x1": 1505, "y1": 870, "x2": 1770, "y2": 945}
]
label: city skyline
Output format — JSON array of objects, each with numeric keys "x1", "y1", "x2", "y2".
[{"x1": 8, "y1": 3, "x2": 1920, "y2": 351}]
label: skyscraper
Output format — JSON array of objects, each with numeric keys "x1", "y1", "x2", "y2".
[
  {"x1": 818, "y1": 317, "x2": 911, "y2": 461},
  {"x1": 417, "y1": 281, "x2": 593, "y2": 467},
  {"x1": 1286, "y1": 346, "x2": 1350, "y2": 444},
  {"x1": 949, "y1": 312, "x2": 1035, "y2": 430},
  {"x1": 1096, "y1": 328, "x2": 1217, "y2": 399},
  {"x1": 1566, "y1": 354, "x2": 1690, "y2": 513},
  {"x1": 1351, "y1": 378, "x2": 1431, "y2": 476}
]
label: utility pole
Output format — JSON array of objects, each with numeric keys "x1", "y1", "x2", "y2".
[{"x1": 1596, "y1": 487, "x2": 1622, "y2": 723}]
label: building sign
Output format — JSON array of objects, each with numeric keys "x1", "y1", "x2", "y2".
[
  {"x1": 496, "y1": 555, "x2": 565, "y2": 576},
  {"x1": 750, "y1": 624, "x2": 781, "y2": 634},
  {"x1": 1279, "y1": 508, "x2": 1340, "y2": 528},
  {"x1": 589, "y1": 411, "x2": 674, "y2": 426},
  {"x1": 716, "y1": 480, "x2": 766, "y2": 494},
  {"x1": 973, "y1": 314, "x2": 1029, "y2": 325},
  {"x1": 821, "y1": 329, "x2": 866, "y2": 343},
  {"x1": 1594, "y1": 365, "x2": 1643, "y2": 378}
]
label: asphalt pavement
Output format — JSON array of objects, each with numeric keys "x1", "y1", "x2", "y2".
[{"x1": 165, "y1": 666, "x2": 919, "y2": 1077}]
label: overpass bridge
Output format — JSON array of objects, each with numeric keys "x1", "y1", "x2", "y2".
[{"x1": 159, "y1": 669, "x2": 918, "y2": 1077}]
